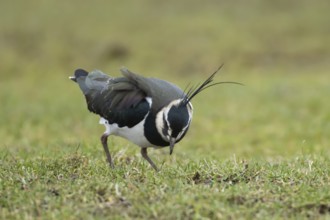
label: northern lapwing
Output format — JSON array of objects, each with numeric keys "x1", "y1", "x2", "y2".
[{"x1": 70, "y1": 66, "x2": 239, "y2": 171}]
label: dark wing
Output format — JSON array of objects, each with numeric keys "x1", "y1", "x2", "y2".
[
  {"x1": 81, "y1": 70, "x2": 149, "y2": 127},
  {"x1": 102, "y1": 78, "x2": 146, "y2": 110},
  {"x1": 120, "y1": 67, "x2": 185, "y2": 113}
]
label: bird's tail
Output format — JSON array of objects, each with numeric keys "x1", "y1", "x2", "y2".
[
  {"x1": 69, "y1": 69, "x2": 88, "y2": 82},
  {"x1": 70, "y1": 69, "x2": 111, "y2": 95},
  {"x1": 69, "y1": 69, "x2": 90, "y2": 95}
]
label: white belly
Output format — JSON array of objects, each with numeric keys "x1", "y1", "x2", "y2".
[{"x1": 99, "y1": 116, "x2": 155, "y2": 148}]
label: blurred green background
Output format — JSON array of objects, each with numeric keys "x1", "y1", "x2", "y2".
[{"x1": 1, "y1": 0, "x2": 329, "y2": 160}]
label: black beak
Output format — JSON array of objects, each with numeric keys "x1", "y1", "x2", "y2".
[{"x1": 169, "y1": 138, "x2": 175, "y2": 155}]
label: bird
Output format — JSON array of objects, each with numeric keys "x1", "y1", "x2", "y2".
[{"x1": 70, "y1": 65, "x2": 240, "y2": 171}]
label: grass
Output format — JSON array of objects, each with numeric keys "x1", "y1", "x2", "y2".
[
  {"x1": 1, "y1": 0, "x2": 330, "y2": 219},
  {"x1": 1, "y1": 155, "x2": 329, "y2": 219}
]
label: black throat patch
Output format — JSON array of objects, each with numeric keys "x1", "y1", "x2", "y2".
[
  {"x1": 144, "y1": 113, "x2": 169, "y2": 147},
  {"x1": 167, "y1": 105, "x2": 190, "y2": 138}
]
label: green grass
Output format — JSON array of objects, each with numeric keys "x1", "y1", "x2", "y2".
[
  {"x1": 1, "y1": 155, "x2": 329, "y2": 219},
  {"x1": 1, "y1": 0, "x2": 330, "y2": 219}
]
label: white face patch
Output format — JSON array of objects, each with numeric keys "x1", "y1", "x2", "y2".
[
  {"x1": 155, "y1": 99, "x2": 193, "y2": 143},
  {"x1": 175, "y1": 103, "x2": 193, "y2": 141}
]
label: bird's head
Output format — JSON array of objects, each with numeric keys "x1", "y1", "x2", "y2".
[
  {"x1": 155, "y1": 99, "x2": 193, "y2": 155},
  {"x1": 155, "y1": 64, "x2": 243, "y2": 155}
]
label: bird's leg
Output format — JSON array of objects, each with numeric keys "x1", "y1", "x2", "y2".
[
  {"x1": 100, "y1": 134, "x2": 114, "y2": 168},
  {"x1": 141, "y1": 148, "x2": 159, "y2": 171}
]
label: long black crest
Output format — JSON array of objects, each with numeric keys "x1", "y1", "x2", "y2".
[{"x1": 181, "y1": 64, "x2": 243, "y2": 105}]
